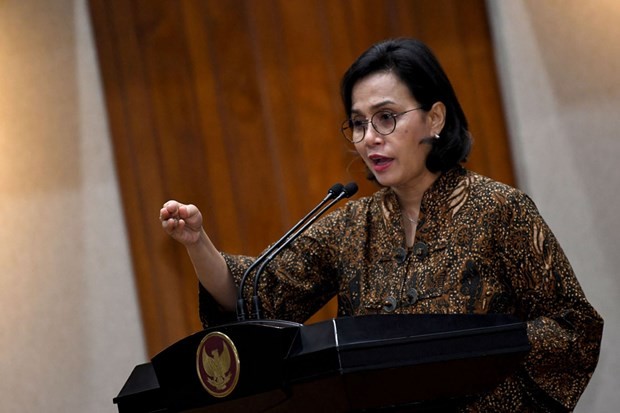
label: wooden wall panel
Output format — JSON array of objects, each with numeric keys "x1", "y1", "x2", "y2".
[{"x1": 88, "y1": 0, "x2": 514, "y2": 356}]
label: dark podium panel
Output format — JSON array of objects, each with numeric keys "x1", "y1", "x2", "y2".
[{"x1": 114, "y1": 314, "x2": 530, "y2": 413}]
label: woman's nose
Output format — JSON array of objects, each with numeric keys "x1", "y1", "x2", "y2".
[{"x1": 363, "y1": 125, "x2": 384, "y2": 145}]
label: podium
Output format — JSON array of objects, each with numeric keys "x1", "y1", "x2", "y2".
[{"x1": 114, "y1": 314, "x2": 530, "y2": 412}]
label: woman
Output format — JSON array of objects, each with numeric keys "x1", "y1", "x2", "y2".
[{"x1": 160, "y1": 38, "x2": 602, "y2": 411}]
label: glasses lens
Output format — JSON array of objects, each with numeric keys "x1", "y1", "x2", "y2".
[
  {"x1": 342, "y1": 119, "x2": 365, "y2": 142},
  {"x1": 372, "y1": 111, "x2": 396, "y2": 135},
  {"x1": 341, "y1": 120, "x2": 354, "y2": 142}
]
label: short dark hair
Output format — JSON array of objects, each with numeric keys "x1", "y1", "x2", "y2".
[{"x1": 341, "y1": 38, "x2": 471, "y2": 173}]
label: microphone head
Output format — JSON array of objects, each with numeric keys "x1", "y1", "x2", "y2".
[
  {"x1": 327, "y1": 183, "x2": 344, "y2": 198},
  {"x1": 342, "y1": 182, "x2": 358, "y2": 198}
]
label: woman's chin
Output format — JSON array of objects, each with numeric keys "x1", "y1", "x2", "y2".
[{"x1": 373, "y1": 174, "x2": 395, "y2": 188}]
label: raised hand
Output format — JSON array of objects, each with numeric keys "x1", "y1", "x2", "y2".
[{"x1": 159, "y1": 200, "x2": 204, "y2": 246}]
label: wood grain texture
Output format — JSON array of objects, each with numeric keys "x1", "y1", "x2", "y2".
[{"x1": 88, "y1": 0, "x2": 514, "y2": 356}]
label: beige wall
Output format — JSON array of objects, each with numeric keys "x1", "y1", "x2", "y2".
[
  {"x1": 0, "y1": 1, "x2": 146, "y2": 411},
  {"x1": 487, "y1": 0, "x2": 620, "y2": 411},
  {"x1": 1, "y1": 0, "x2": 617, "y2": 411}
]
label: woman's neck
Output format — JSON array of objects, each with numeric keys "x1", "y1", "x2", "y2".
[
  {"x1": 392, "y1": 171, "x2": 440, "y2": 247},
  {"x1": 392, "y1": 171, "x2": 440, "y2": 218}
]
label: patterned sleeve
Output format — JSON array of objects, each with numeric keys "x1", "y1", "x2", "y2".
[
  {"x1": 252, "y1": 208, "x2": 345, "y2": 323},
  {"x1": 198, "y1": 208, "x2": 346, "y2": 327},
  {"x1": 198, "y1": 254, "x2": 254, "y2": 328},
  {"x1": 470, "y1": 190, "x2": 603, "y2": 411}
]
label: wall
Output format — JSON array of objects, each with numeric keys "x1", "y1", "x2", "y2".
[
  {"x1": 1, "y1": 0, "x2": 617, "y2": 411},
  {"x1": 0, "y1": 0, "x2": 146, "y2": 411},
  {"x1": 88, "y1": 0, "x2": 514, "y2": 355},
  {"x1": 487, "y1": 0, "x2": 620, "y2": 411}
]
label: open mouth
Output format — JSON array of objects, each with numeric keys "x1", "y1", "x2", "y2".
[
  {"x1": 369, "y1": 154, "x2": 393, "y2": 165},
  {"x1": 368, "y1": 154, "x2": 394, "y2": 172}
]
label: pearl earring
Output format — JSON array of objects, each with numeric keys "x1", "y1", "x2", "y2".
[{"x1": 434, "y1": 133, "x2": 440, "y2": 139}]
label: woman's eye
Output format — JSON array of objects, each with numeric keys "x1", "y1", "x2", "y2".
[
  {"x1": 377, "y1": 112, "x2": 394, "y2": 122},
  {"x1": 351, "y1": 119, "x2": 366, "y2": 129}
]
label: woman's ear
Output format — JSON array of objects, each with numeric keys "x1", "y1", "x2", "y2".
[{"x1": 428, "y1": 101, "x2": 446, "y2": 135}]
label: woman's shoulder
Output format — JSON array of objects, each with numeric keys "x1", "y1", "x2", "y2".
[
  {"x1": 458, "y1": 169, "x2": 541, "y2": 216},
  {"x1": 461, "y1": 169, "x2": 524, "y2": 199}
]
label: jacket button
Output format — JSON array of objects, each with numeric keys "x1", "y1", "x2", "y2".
[
  {"x1": 393, "y1": 247, "x2": 407, "y2": 264},
  {"x1": 413, "y1": 242, "x2": 429, "y2": 259},
  {"x1": 383, "y1": 296, "x2": 397, "y2": 312},
  {"x1": 406, "y1": 287, "x2": 419, "y2": 305}
]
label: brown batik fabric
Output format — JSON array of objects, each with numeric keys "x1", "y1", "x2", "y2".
[{"x1": 199, "y1": 166, "x2": 603, "y2": 412}]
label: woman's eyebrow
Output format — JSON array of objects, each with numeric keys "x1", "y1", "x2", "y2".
[{"x1": 351, "y1": 99, "x2": 396, "y2": 115}]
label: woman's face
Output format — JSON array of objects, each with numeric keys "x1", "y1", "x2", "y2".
[{"x1": 351, "y1": 72, "x2": 439, "y2": 191}]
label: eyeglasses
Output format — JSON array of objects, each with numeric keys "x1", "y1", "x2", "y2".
[{"x1": 340, "y1": 107, "x2": 423, "y2": 143}]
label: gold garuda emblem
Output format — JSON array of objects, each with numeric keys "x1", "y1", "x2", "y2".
[{"x1": 196, "y1": 331, "x2": 240, "y2": 398}]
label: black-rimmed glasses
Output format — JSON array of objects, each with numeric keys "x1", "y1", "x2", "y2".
[{"x1": 340, "y1": 107, "x2": 423, "y2": 143}]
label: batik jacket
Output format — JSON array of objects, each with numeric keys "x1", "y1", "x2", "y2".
[{"x1": 200, "y1": 167, "x2": 603, "y2": 412}]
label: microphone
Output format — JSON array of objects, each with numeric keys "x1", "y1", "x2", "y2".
[
  {"x1": 251, "y1": 182, "x2": 358, "y2": 320},
  {"x1": 236, "y1": 183, "x2": 345, "y2": 321}
]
